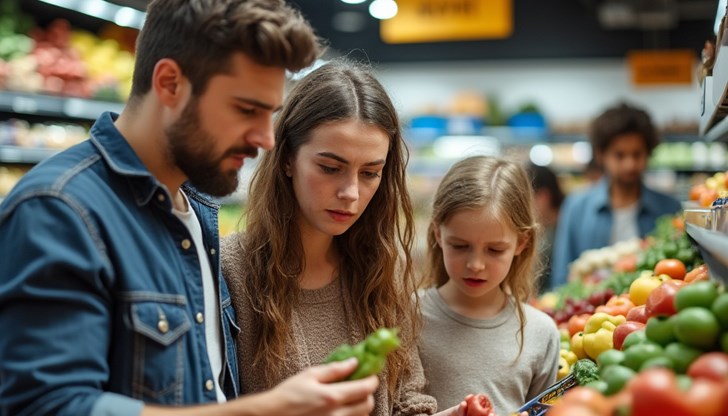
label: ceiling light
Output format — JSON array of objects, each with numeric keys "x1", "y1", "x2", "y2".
[
  {"x1": 529, "y1": 144, "x2": 554, "y2": 166},
  {"x1": 369, "y1": 0, "x2": 398, "y2": 20},
  {"x1": 340, "y1": 0, "x2": 367, "y2": 3}
]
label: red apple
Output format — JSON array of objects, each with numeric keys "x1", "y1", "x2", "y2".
[
  {"x1": 645, "y1": 281, "x2": 684, "y2": 318},
  {"x1": 613, "y1": 321, "x2": 646, "y2": 350},
  {"x1": 626, "y1": 305, "x2": 649, "y2": 324}
]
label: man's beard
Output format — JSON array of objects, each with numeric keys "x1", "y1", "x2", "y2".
[{"x1": 165, "y1": 99, "x2": 258, "y2": 197}]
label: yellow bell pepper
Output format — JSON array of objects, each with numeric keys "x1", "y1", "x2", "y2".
[
  {"x1": 570, "y1": 331, "x2": 587, "y2": 360},
  {"x1": 557, "y1": 356, "x2": 570, "y2": 380},
  {"x1": 560, "y1": 349, "x2": 578, "y2": 367},
  {"x1": 582, "y1": 312, "x2": 625, "y2": 360}
]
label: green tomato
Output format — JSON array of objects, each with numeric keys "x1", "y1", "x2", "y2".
[
  {"x1": 601, "y1": 365, "x2": 636, "y2": 396},
  {"x1": 711, "y1": 293, "x2": 728, "y2": 329},
  {"x1": 622, "y1": 342, "x2": 663, "y2": 371},
  {"x1": 674, "y1": 307, "x2": 721, "y2": 349},
  {"x1": 645, "y1": 315, "x2": 677, "y2": 346},
  {"x1": 584, "y1": 380, "x2": 609, "y2": 394},
  {"x1": 675, "y1": 282, "x2": 719, "y2": 311},
  {"x1": 597, "y1": 349, "x2": 626, "y2": 371},
  {"x1": 664, "y1": 342, "x2": 703, "y2": 374},
  {"x1": 622, "y1": 330, "x2": 647, "y2": 350},
  {"x1": 639, "y1": 356, "x2": 674, "y2": 371}
]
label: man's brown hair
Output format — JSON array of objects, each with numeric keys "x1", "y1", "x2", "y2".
[{"x1": 130, "y1": 0, "x2": 321, "y2": 99}]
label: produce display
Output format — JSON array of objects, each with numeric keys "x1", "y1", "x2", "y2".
[
  {"x1": 0, "y1": 0, "x2": 135, "y2": 101},
  {"x1": 689, "y1": 171, "x2": 728, "y2": 207},
  {"x1": 324, "y1": 327, "x2": 401, "y2": 380},
  {"x1": 537, "y1": 213, "x2": 728, "y2": 415}
]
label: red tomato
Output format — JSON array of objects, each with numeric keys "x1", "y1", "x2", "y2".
[
  {"x1": 559, "y1": 387, "x2": 609, "y2": 414},
  {"x1": 628, "y1": 368, "x2": 695, "y2": 416},
  {"x1": 685, "y1": 379, "x2": 724, "y2": 416},
  {"x1": 546, "y1": 403, "x2": 600, "y2": 416},
  {"x1": 465, "y1": 393, "x2": 493, "y2": 416},
  {"x1": 654, "y1": 259, "x2": 687, "y2": 280},
  {"x1": 687, "y1": 352, "x2": 728, "y2": 382},
  {"x1": 645, "y1": 281, "x2": 683, "y2": 317}
]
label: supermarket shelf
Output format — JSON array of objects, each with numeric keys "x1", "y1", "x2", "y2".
[
  {"x1": 685, "y1": 223, "x2": 728, "y2": 285},
  {"x1": 0, "y1": 146, "x2": 59, "y2": 164},
  {"x1": 0, "y1": 91, "x2": 125, "y2": 120}
]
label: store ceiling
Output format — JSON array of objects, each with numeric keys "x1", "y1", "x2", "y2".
[{"x1": 27, "y1": 0, "x2": 718, "y2": 63}]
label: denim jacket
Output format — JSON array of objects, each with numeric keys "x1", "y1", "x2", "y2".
[
  {"x1": 550, "y1": 178, "x2": 682, "y2": 288},
  {"x1": 0, "y1": 112, "x2": 240, "y2": 416}
]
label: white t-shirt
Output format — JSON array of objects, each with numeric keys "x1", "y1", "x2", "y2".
[
  {"x1": 172, "y1": 191, "x2": 226, "y2": 403},
  {"x1": 610, "y1": 202, "x2": 640, "y2": 245}
]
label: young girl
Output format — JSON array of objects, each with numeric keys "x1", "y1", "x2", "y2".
[
  {"x1": 221, "y1": 61, "x2": 441, "y2": 415},
  {"x1": 418, "y1": 156, "x2": 561, "y2": 416}
]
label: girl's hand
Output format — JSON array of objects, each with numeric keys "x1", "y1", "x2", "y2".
[{"x1": 438, "y1": 393, "x2": 527, "y2": 416}]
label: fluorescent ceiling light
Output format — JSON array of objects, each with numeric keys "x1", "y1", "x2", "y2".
[
  {"x1": 369, "y1": 0, "x2": 398, "y2": 20},
  {"x1": 38, "y1": 0, "x2": 145, "y2": 29},
  {"x1": 341, "y1": 0, "x2": 367, "y2": 3}
]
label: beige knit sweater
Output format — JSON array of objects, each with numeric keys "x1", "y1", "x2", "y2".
[{"x1": 221, "y1": 234, "x2": 437, "y2": 416}]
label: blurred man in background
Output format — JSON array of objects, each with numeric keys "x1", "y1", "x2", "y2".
[{"x1": 551, "y1": 103, "x2": 681, "y2": 286}]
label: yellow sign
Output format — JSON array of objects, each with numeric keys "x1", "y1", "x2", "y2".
[
  {"x1": 381, "y1": 0, "x2": 513, "y2": 44},
  {"x1": 628, "y1": 50, "x2": 696, "y2": 86}
]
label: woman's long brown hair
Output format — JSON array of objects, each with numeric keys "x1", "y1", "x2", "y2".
[{"x1": 237, "y1": 60, "x2": 418, "y2": 396}]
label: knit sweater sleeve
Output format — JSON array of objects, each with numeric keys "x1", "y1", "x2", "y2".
[{"x1": 392, "y1": 343, "x2": 439, "y2": 416}]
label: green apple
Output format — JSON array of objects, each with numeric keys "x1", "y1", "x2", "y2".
[
  {"x1": 622, "y1": 330, "x2": 647, "y2": 350},
  {"x1": 711, "y1": 293, "x2": 728, "y2": 328},
  {"x1": 645, "y1": 315, "x2": 677, "y2": 346},
  {"x1": 675, "y1": 281, "x2": 718, "y2": 311},
  {"x1": 601, "y1": 365, "x2": 636, "y2": 396},
  {"x1": 664, "y1": 342, "x2": 703, "y2": 373},
  {"x1": 674, "y1": 307, "x2": 721, "y2": 349},
  {"x1": 622, "y1": 342, "x2": 663, "y2": 371},
  {"x1": 639, "y1": 356, "x2": 674, "y2": 371}
]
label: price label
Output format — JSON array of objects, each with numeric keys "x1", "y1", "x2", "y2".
[{"x1": 380, "y1": 0, "x2": 513, "y2": 44}]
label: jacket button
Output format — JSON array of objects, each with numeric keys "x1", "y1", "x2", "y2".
[
  {"x1": 181, "y1": 239, "x2": 192, "y2": 250},
  {"x1": 205, "y1": 379, "x2": 214, "y2": 391},
  {"x1": 210, "y1": 248, "x2": 216, "y2": 255},
  {"x1": 196, "y1": 312, "x2": 204, "y2": 323},
  {"x1": 157, "y1": 193, "x2": 165, "y2": 202},
  {"x1": 157, "y1": 319, "x2": 169, "y2": 334}
]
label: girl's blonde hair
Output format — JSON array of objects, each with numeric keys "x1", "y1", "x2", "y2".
[
  {"x1": 236, "y1": 60, "x2": 417, "y2": 397},
  {"x1": 426, "y1": 156, "x2": 540, "y2": 351}
]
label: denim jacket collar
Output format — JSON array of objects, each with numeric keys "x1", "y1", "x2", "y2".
[
  {"x1": 89, "y1": 112, "x2": 218, "y2": 210},
  {"x1": 90, "y1": 112, "x2": 164, "y2": 206}
]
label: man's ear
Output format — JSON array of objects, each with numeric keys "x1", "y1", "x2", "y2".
[{"x1": 152, "y1": 58, "x2": 189, "y2": 108}]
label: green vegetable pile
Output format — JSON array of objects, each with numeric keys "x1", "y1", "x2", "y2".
[
  {"x1": 637, "y1": 216, "x2": 702, "y2": 272},
  {"x1": 572, "y1": 358, "x2": 600, "y2": 386},
  {"x1": 324, "y1": 327, "x2": 400, "y2": 380}
]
